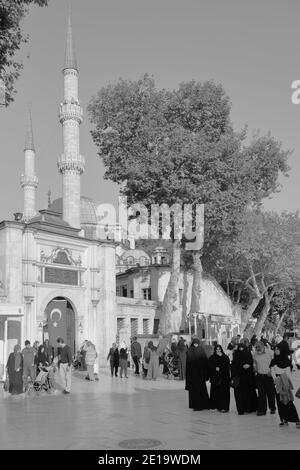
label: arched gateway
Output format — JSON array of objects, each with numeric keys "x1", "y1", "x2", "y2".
[{"x1": 43, "y1": 297, "x2": 76, "y2": 355}]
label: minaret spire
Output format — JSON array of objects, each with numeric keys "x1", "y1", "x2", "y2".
[
  {"x1": 24, "y1": 108, "x2": 35, "y2": 151},
  {"x1": 58, "y1": 13, "x2": 84, "y2": 229},
  {"x1": 64, "y1": 13, "x2": 77, "y2": 71},
  {"x1": 21, "y1": 109, "x2": 38, "y2": 221}
]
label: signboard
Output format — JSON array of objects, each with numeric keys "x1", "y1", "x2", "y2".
[
  {"x1": 44, "y1": 267, "x2": 78, "y2": 286},
  {"x1": 210, "y1": 315, "x2": 232, "y2": 324}
]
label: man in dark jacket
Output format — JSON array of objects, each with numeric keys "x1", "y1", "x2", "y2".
[
  {"x1": 22, "y1": 340, "x2": 37, "y2": 390},
  {"x1": 131, "y1": 337, "x2": 142, "y2": 375}
]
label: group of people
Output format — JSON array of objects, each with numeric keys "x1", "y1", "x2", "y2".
[
  {"x1": 106, "y1": 336, "x2": 188, "y2": 381},
  {"x1": 106, "y1": 337, "x2": 161, "y2": 380},
  {"x1": 5, "y1": 337, "x2": 72, "y2": 396},
  {"x1": 185, "y1": 334, "x2": 300, "y2": 429},
  {"x1": 6, "y1": 331, "x2": 300, "y2": 429}
]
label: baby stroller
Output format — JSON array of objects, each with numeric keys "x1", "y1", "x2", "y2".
[
  {"x1": 72, "y1": 351, "x2": 82, "y2": 370},
  {"x1": 30, "y1": 366, "x2": 55, "y2": 395},
  {"x1": 165, "y1": 353, "x2": 179, "y2": 379}
]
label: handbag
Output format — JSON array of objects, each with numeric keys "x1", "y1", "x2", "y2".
[
  {"x1": 230, "y1": 376, "x2": 240, "y2": 389},
  {"x1": 3, "y1": 376, "x2": 9, "y2": 392},
  {"x1": 295, "y1": 387, "x2": 300, "y2": 399}
]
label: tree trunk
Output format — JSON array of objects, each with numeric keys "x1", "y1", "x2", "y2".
[
  {"x1": 189, "y1": 251, "x2": 202, "y2": 315},
  {"x1": 161, "y1": 239, "x2": 181, "y2": 334},
  {"x1": 236, "y1": 287, "x2": 241, "y2": 304},
  {"x1": 275, "y1": 310, "x2": 288, "y2": 335},
  {"x1": 188, "y1": 250, "x2": 203, "y2": 339},
  {"x1": 253, "y1": 291, "x2": 275, "y2": 338},
  {"x1": 241, "y1": 296, "x2": 262, "y2": 338}
]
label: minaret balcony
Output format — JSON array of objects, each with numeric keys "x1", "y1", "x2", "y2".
[
  {"x1": 59, "y1": 102, "x2": 83, "y2": 124},
  {"x1": 58, "y1": 153, "x2": 85, "y2": 174},
  {"x1": 20, "y1": 174, "x2": 38, "y2": 188}
]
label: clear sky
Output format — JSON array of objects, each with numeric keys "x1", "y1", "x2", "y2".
[{"x1": 0, "y1": 0, "x2": 299, "y2": 220}]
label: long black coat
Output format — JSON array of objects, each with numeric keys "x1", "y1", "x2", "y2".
[
  {"x1": 185, "y1": 345, "x2": 210, "y2": 410},
  {"x1": 231, "y1": 348, "x2": 258, "y2": 414},
  {"x1": 208, "y1": 353, "x2": 231, "y2": 411},
  {"x1": 7, "y1": 353, "x2": 23, "y2": 395}
]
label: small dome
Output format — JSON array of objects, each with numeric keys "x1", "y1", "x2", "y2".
[
  {"x1": 121, "y1": 249, "x2": 150, "y2": 267},
  {"x1": 48, "y1": 196, "x2": 98, "y2": 225},
  {"x1": 122, "y1": 249, "x2": 150, "y2": 261}
]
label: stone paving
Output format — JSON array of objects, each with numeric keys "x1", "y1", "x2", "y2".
[{"x1": 0, "y1": 368, "x2": 300, "y2": 450}]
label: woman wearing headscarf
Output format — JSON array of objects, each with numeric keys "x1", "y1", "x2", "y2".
[
  {"x1": 147, "y1": 341, "x2": 160, "y2": 380},
  {"x1": 35, "y1": 344, "x2": 49, "y2": 372},
  {"x1": 142, "y1": 342, "x2": 151, "y2": 378},
  {"x1": 79, "y1": 340, "x2": 89, "y2": 371},
  {"x1": 231, "y1": 342, "x2": 258, "y2": 415},
  {"x1": 107, "y1": 343, "x2": 119, "y2": 377},
  {"x1": 6, "y1": 344, "x2": 24, "y2": 395},
  {"x1": 270, "y1": 345, "x2": 300, "y2": 428},
  {"x1": 185, "y1": 338, "x2": 210, "y2": 411},
  {"x1": 240, "y1": 337, "x2": 252, "y2": 352},
  {"x1": 208, "y1": 344, "x2": 231, "y2": 412},
  {"x1": 176, "y1": 338, "x2": 187, "y2": 380},
  {"x1": 85, "y1": 342, "x2": 98, "y2": 381}
]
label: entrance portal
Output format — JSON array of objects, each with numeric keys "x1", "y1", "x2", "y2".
[{"x1": 43, "y1": 297, "x2": 76, "y2": 355}]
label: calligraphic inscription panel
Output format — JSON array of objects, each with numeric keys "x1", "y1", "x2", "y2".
[{"x1": 45, "y1": 267, "x2": 78, "y2": 286}]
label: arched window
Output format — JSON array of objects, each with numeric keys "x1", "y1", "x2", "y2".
[
  {"x1": 127, "y1": 256, "x2": 134, "y2": 266},
  {"x1": 139, "y1": 256, "x2": 147, "y2": 266}
]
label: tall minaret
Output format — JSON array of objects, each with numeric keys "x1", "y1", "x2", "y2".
[
  {"x1": 58, "y1": 14, "x2": 84, "y2": 229},
  {"x1": 21, "y1": 110, "x2": 38, "y2": 221}
]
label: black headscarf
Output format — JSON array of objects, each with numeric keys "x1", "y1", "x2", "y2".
[
  {"x1": 188, "y1": 338, "x2": 207, "y2": 358},
  {"x1": 177, "y1": 339, "x2": 186, "y2": 352},
  {"x1": 270, "y1": 344, "x2": 291, "y2": 369},
  {"x1": 186, "y1": 338, "x2": 209, "y2": 384},
  {"x1": 231, "y1": 342, "x2": 254, "y2": 376},
  {"x1": 213, "y1": 344, "x2": 225, "y2": 356},
  {"x1": 209, "y1": 344, "x2": 230, "y2": 382}
]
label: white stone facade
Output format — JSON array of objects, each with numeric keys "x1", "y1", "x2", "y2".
[
  {"x1": 0, "y1": 220, "x2": 117, "y2": 378},
  {"x1": 116, "y1": 264, "x2": 241, "y2": 349}
]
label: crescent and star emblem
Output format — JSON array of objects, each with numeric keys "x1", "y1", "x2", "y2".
[{"x1": 50, "y1": 308, "x2": 62, "y2": 328}]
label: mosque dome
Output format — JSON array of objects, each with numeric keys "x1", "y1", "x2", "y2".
[
  {"x1": 48, "y1": 196, "x2": 98, "y2": 225},
  {"x1": 120, "y1": 249, "x2": 151, "y2": 267}
]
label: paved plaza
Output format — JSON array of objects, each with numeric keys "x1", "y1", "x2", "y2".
[{"x1": 0, "y1": 368, "x2": 300, "y2": 450}]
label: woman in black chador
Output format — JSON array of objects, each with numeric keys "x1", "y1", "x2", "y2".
[
  {"x1": 208, "y1": 344, "x2": 231, "y2": 412},
  {"x1": 231, "y1": 342, "x2": 258, "y2": 415},
  {"x1": 6, "y1": 344, "x2": 24, "y2": 395},
  {"x1": 185, "y1": 338, "x2": 210, "y2": 411}
]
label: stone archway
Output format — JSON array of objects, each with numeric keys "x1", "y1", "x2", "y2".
[{"x1": 43, "y1": 297, "x2": 76, "y2": 355}]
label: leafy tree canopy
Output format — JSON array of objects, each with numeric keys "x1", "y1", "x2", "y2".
[
  {"x1": 0, "y1": 0, "x2": 48, "y2": 106},
  {"x1": 88, "y1": 74, "x2": 290, "y2": 258}
]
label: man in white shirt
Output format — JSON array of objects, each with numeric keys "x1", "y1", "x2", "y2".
[{"x1": 253, "y1": 341, "x2": 276, "y2": 416}]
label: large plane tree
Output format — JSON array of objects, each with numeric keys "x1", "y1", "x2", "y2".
[{"x1": 88, "y1": 74, "x2": 289, "y2": 334}]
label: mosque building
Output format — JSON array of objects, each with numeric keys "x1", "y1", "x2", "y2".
[
  {"x1": 0, "y1": 16, "x2": 118, "y2": 377},
  {"x1": 0, "y1": 16, "x2": 240, "y2": 380}
]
